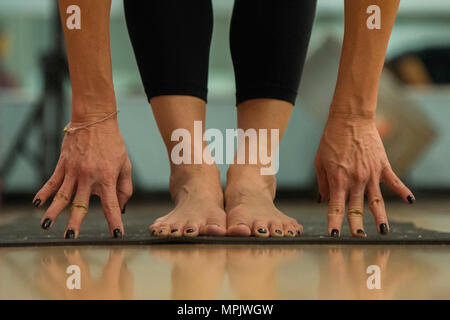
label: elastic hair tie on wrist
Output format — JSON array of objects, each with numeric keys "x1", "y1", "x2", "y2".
[{"x1": 64, "y1": 109, "x2": 120, "y2": 134}]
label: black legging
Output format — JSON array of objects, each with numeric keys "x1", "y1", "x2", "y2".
[{"x1": 124, "y1": 0, "x2": 316, "y2": 105}]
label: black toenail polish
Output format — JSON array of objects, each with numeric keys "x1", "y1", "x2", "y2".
[
  {"x1": 275, "y1": 229, "x2": 282, "y2": 235},
  {"x1": 65, "y1": 229, "x2": 75, "y2": 239},
  {"x1": 121, "y1": 204, "x2": 127, "y2": 214},
  {"x1": 316, "y1": 194, "x2": 322, "y2": 203},
  {"x1": 151, "y1": 230, "x2": 156, "y2": 236},
  {"x1": 113, "y1": 228, "x2": 122, "y2": 238},
  {"x1": 356, "y1": 229, "x2": 367, "y2": 237},
  {"x1": 159, "y1": 229, "x2": 164, "y2": 233},
  {"x1": 41, "y1": 218, "x2": 52, "y2": 230},
  {"x1": 33, "y1": 198, "x2": 41, "y2": 207},
  {"x1": 171, "y1": 229, "x2": 178, "y2": 233},
  {"x1": 186, "y1": 228, "x2": 195, "y2": 233},
  {"x1": 330, "y1": 229, "x2": 339, "y2": 238},
  {"x1": 297, "y1": 230, "x2": 302, "y2": 236},
  {"x1": 258, "y1": 228, "x2": 267, "y2": 234},
  {"x1": 288, "y1": 230, "x2": 294, "y2": 236},
  {"x1": 379, "y1": 223, "x2": 389, "y2": 235},
  {"x1": 407, "y1": 195, "x2": 415, "y2": 204}
]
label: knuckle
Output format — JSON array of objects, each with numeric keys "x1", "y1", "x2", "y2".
[
  {"x1": 79, "y1": 162, "x2": 95, "y2": 176},
  {"x1": 353, "y1": 170, "x2": 369, "y2": 184},
  {"x1": 328, "y1": 205, "x2": 345, "y2": 217}
]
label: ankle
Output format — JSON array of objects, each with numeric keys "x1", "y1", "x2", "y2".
[
  {"x1": 225, "y1": 165, "x2": 277, "y2": 206},
  {"x1": 169, "y1": 164, "x2": 222, "y2": 201}
]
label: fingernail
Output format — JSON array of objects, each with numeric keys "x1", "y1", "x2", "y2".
[
  {"x1": 113, "y1": 228, "x2": 122, "y2": 238},
  {"x1": 186, "y1": 228, "x2": 195, "y2": 234},
  {"x1": 65, "y1": 229, "x2": 75, "y2": 239},
  {"x1": 407, "y1": 195, "x2": 415, "y2": 204},
  {"x1": 121, "y1": 204, "x2": 127, "y2": 214},
  {"x1": 379, "y1": 223, "x2": 389, "y2": 235},
  {"x1": 288, "y1": 230, "x2": 294, "y2": 236},
  {"x1": 41, "y1": 218, "x2": 52, "y2": 230},
  {"x1": 171, "y1": 229, "x2": 178, "y2": 233},
  {"x1": 275, "y1": 229, "x2": 282, "y2": 235},
  {"x1": 257, "y1": 228, "x2": 267, "y2": 234},
  {"x1": 356, "y1": 229, "x2": 367, "y2": 237},
  {"x1": 316, "y1": 193, "x2": 322, "y2": 203},
  {"x1": 33, "y1": 198, "x2": 41, "y2": 208},
  {"x1": 330, "y1": 229, "x2": 339, "y2": 238}
]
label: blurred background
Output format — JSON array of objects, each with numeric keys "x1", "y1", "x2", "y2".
[{"x1": 1, "y1": 0, "x2": 449, "y2": 204}]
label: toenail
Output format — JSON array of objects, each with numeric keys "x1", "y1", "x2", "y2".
[
  {"x1": 151, "y1": 230, "x2": 156, "y2": 236},
  {"x1": 171, "y1": 229, "x2": 178, "y2": 233},
  {"x1": 330, "y1": 229, "x2": 340, "y2": 238},
  {"x1": 296, "y1": 230, "x2": 302, "y2": 236},
  {"x1": 159, "y1": 229, "x2": 165, "y2": 233},
  {"x1": 275, "y1": 229, "x2": 282, "y2": 235},
  {"x1": 186, "y1": 228, "x2": 195, "y2": 233},
  {"x1": 356, "y1": 229, "x2": 367, "y2": 237},
  {"x1": 257, "y1": 228, "x2": 267, "y2": 234},
  {"x1": 288, "y1": 230, "x2": 294, "y2": 236}
]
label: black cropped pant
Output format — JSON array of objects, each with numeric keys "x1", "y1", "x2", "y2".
[{"x1": 124, "y1": 0, "x2": 316, "y2": 105}]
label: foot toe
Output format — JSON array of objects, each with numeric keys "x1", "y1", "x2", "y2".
[
  {"x1": 204, "y1": 223, "x2": 227, "y2": 236},
  {"x1": 168, "y1": 224, "x2": 183, "y2": 237},
  {"x1": 183, "y1": 224, "x2": 199, "y2": 237},
  {"x1": 227, "y1": 223, "x2": 252, "y2": 236},
  {"x1": 269, "y1": 223, "x2": 284, "y2": 237},
  {"x1": 252, "y1": 222, "x2": 269, "y2": 237}
]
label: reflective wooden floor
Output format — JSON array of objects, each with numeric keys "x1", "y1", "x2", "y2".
[{"x1": 0, "y1": 199, "x2": 449, "y2": 300}]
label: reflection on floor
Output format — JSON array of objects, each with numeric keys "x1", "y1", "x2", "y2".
[
  {"x1": 0, "y1": 199, "x2": 449, "y2": 299},
  {"x1": 0, "y1": 245, "x2": 449, "y2": 299}
]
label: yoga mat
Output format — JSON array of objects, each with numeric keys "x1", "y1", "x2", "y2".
[{"x1": 1, "y1": 207, "x2": 450, "y2": 247}]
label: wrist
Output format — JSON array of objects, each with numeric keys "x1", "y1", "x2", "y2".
[{"x1": 68, "y1": 110, "x2": 120, "y2": 135}]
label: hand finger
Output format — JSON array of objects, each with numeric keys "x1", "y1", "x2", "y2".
[
  {"x1": 40, "y1": 175, "x2": 76, "y2": 230},
  {"x1": 327, "y1": 188, "x2": 347, "y2": 238},
  {"x1": 347, "y1": 187, "x2": 366, "y2": 238},
  {"x1": 315, "y1": 161, "x2": 329, "y2": 203},
  {"x1": 100, "y1": 183, "x2": 124, "y2": 238},
  {"x1": 366, "y1": 180, "x2": 389, "y2": 234},
  {"x1": 117, "y1": 159, "x2": 133, "y2": 214},
  {"x1": 381, "y1": 167, "x2": 415, "y2": 204},
  {"x1": 33, "y1": 159, "x2": 65, "y2": 207},
  {"x1": 65, "y1": 181, "x2": 92, "y2": 239}
]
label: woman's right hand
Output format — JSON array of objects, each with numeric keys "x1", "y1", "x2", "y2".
[{"x1": 33, "y1": 116, "x2": 132, "y2": 239}]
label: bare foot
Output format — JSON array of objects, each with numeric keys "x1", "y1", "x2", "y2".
[
  {"x1": 149, "y1": 165, "x2": 226, "y2": 237},
  {"x1": 224, "y1": 166, "x2": 303, "y2": 237}
]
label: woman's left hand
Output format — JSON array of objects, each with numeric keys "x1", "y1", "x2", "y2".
[{"x1": 314, "y1": 115, "x2": 415, "y2": 237}]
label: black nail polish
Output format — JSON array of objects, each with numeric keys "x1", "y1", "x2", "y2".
[
  {"x1": 379, "y1": 223, "x2": 389, "y2": 235},
  {"x1": 330, "y1": 229, "x2": 339, "y2": 238},
  {"x1": 171, "y1": 229, "x2": 178, "y2": 233},
  {"x1": 257, "y1": 228, "x2": 267, "y2": 234},
  {"x1": 65, "y1": 229, "x2": 75, "y2": 239},
  {"x1": 407, "y1": 195, "x2": 415, "y2": 204},
  {"x1": 33, "y1": 198, "x2": 41, "y2": 208},
  {"x1": 121, "y1": 204, "x2": 127, "y2": 214},
  {"x1": 186, "y1": 228, "x2": 195, "y2": 233},
  {"x1": 113, "y1": 228, "x2": 122, "y2": 238},
  {"x1": 356, "y1": 229, "x2": 367, "y2": 237},
  {"x1": 288, "y1": 230, "x2": 294, "y2": 236},
  {"x1": 275, "y1": 229, "x2": 282, "y2": 235},
  {"x1": 41, "y1": 218, "x2": 52, "y2": 230},
  {"x1": 296, "y1": 230, "x2": 302, "y2": 236},
  {"x1": 316, "y1": 194, "x2": 322, "y2": 203},
  {"x1": 151, "y1": 230, "x2": 156, "y2": 236}
]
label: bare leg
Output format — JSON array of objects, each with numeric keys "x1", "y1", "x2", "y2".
[
  {"x1": 149, "y1": 95, "x2": 226, "y2": 237},
  {"x1": 225, "y1": 98, "x2": 303, "y2": 237}
]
